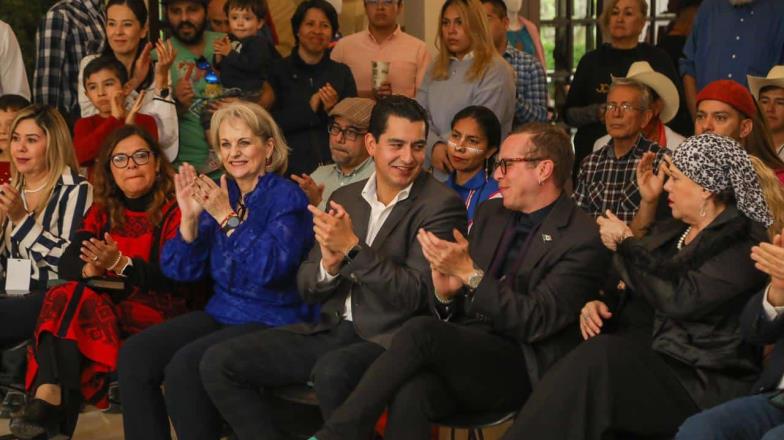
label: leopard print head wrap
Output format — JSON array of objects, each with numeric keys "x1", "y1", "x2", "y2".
[{"x1": 672, "y1": 133, "x2": 773, "y2": 227}]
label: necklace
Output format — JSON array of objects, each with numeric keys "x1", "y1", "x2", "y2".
[
  {"x1": 23, "y1": 182, "x2": 47, "y2": 193},
  {"x1": 676, "y1": 226, "x2": 693, "y2": 251}
]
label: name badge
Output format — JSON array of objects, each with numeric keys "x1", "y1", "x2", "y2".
[{"x1": 5, "y1": 258, "x2": 31, "y2": 295}]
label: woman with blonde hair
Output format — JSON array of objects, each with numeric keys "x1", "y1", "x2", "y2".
[
  {"x1": 10, "y1": 125, "x2": 189, "y2": 439},
  {"x1": 117, "y1": 101, "x2": 316, "y2": 440},
  {"x1": 750, "y1": 155, "x2": 784, "y2": 237},
  {"x1": 417, "y1": 0, "x2": 515, "y2": 179},
  {"x1": 564, "y1": 0, "x2": 691, "y2": 180},
  {"x1": 0, "y1": 104, "x2": 91, "y2": 349}
]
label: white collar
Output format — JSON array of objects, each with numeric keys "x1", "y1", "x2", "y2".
[{"x1": 361, "y1": 172, "x2": 413, "y2": 207}]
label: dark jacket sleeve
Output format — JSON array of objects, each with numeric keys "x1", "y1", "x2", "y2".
[
  {"x1": 741, "y1": 287, "x2": 784, "y2": 345},
  {"x1": 467, "y1": 218, "x2": 610, "y2": 343},
  {"x1": 269, "y1": 60, "x2": 323, "y2": 134},
  {"x1": 564, "y1": 52, "x2": 601, "y2": 127},
  {"x1": 614, "y1": 236, "x2": 764, "y2": 320},
  {"x1": 217, "y1": 36, "x2": 271, "y2": 80}
]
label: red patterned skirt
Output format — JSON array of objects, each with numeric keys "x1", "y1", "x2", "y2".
[{"x1": 26, "y1": 281, "x2": 187, "y2": 408}]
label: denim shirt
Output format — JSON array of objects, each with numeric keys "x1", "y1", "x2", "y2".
[{"x1": 161, "y1": 173, "x2": 316, "y2": 326}]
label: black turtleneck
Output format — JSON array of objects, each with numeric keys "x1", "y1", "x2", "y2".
[
  {"x1": 500, "y1": 201, "x2": 557, "y2": 277},
  {"x1": 121, "y1": 191, "x2": 154, "y2": 213}
]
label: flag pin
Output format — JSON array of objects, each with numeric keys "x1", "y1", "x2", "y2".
[{"x1": 542, "y1": 234, "x2": 552, "y2": 242}]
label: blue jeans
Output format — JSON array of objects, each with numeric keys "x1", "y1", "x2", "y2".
[{"x1": 677, "y1": 393, "x2": 784, "y2": 440}]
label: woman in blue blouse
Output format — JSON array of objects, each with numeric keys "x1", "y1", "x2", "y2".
[
  {"x1": 117, "y1": 102, "x2": 315, "y2": 440},
  {"x1": 445, "y1": 106, "x2": 501, "y2": 224}
]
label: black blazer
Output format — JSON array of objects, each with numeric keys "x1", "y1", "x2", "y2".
[
  {"x1": 442, "y1": 194, "x2": 610, "y2": 385},
  {"x1": 742, "y1": 288, "x2": 784, "y2": 394},
  {"x1": 286, "y1": 172, "x2": 467, "y2": 348}
]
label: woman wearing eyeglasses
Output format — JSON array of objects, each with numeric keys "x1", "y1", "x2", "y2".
[
  {"x1": 117, "y1": 102, "x2": 316, "y2": 440},
  {"x1": 445, "y1": 106, "x2": 502, "y2": 224},
  {"x1": 9, "y1": 124, "x2": 188, "y2": 439}
]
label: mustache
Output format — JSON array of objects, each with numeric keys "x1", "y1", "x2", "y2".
[{"x1": 176, "y1": 21, "x2": 197, "y2": 31}]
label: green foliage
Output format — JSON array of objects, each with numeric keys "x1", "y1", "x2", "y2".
[{"x1": 0, "y1": 0, "x2": 59, "y2": 85}]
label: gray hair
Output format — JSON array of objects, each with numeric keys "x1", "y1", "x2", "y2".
[{"x1": 609, "y1": 77, "x2": 653, "y2": 110}]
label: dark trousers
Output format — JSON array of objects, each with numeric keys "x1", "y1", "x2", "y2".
[
  {"x1": 34, "y1": 333, "x2": 83, "y2": 437},
  {"x1": 317, "y1": 317, "x2": 530, "y2": 440},
  {"x1": 199, "y1": 320, "x2": 384, "y2": 440},
  {"x1": 0, "y1": 291, "x2": 44, "y2": 348},
  {"x1": 117, "y1": 311, "x2": 265, "y2": 440},
  {"x1": 676, "y1": 393, "x2": 784, "y2": 440},
  {"x1": 506, "y1": 334, "x2": 699, "y2": 440}
]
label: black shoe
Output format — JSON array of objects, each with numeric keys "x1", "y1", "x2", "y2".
[
  {"x1": 102, "y1": 381, "x2": 121, "y2": 414},
  {"x1": 0, "y1": 389, "x2": 26, "y2": 418},
  {"x1": 8, "y1": 398, "x2": 63, "y2": 439}
]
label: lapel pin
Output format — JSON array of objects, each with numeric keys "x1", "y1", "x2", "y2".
[{"x1": 542, "y1": 234, "x2": 552, "y2": 242}]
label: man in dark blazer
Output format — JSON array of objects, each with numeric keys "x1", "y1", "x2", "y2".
[
  {"x1": 198, "y1": 95, "x2": 467, "y2": 440},
  {"x1": 676, "y1": 234, "x2": 784, "y2": 439},
  {"x1": 311, "y1": 122, "x2": 611, "y2": 440}
]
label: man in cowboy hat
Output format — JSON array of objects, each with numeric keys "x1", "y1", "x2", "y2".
[
  {"x1": 749, "y1": 66, "x2": 784, "y2": 160},
  {"x1": 592, "y1": 61, "x2": 685, "y2": 152},
  {"x1": 573, "y1": 74, "x2": 669, "y2": 228}
]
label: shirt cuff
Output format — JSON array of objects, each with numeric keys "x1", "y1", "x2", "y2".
[
  {"x1": 762, "y1": 284, "x2": 784, "y2": 321},
  {"x1": 318, "y1": 260, "x2": 339, "y2": 284}
]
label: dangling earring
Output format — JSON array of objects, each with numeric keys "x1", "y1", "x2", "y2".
[{"x1": 699, "y1": 200, "x2": 707, "y2": 217}]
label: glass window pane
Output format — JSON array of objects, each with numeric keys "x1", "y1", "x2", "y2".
[
  {"x1": 573, "y1": 25, "x2": 588, "y2": 67},
  {"x1": 540, "y1": 0, "x2": 556, "y2": 21},
  {"x1": 573, "y1": 0, "x2": 589, "y2": 19},
  {"x1": 541, "y1": 25, "x2": 556, "y2": 73}
]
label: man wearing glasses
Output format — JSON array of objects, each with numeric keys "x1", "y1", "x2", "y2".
[
  {"x1": 307, "y1": 122, "x2": 609, "y2": 439},
  {"x1": 292, "y1": 97, "x2": 376, "y2": 210},
  {"x1": 573, "y1": 77, "x2": 669, "y2": 227}
]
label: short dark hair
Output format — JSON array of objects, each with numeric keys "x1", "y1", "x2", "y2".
[
  {"x1": 291, "y1": 0, "x2": 339, "y2": 45},
  {"x1": 511, "y1": 122, "x2": 574, "y2": 188},
  {"x1": 364, "y1": 0, "x2": 403, "y2": 5},
  {"x1": 83, "y1": 56, "x2": 129, "y2": 87},
  {"x1": 760, "y1": 85, "x2": 784, "y2": 96},
  {"x1": 451, "y1": 105, "x2": 502, "y2": 151},
  {"x1": 368, "y1": 95, "x2": 429, "y2": 141},
  {"x1": 480, "y1": 0, "x2": 507, "y2": 19},
  {"x1": 224, "y1": 0, "x2": 268, "y2": 19},
  {"x1": 0, "y1": 95, "x2": 30, "y2": 113}
]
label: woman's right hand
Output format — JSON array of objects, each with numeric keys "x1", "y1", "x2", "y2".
[
  {"x1": 637, "y1": 152, "x2": 668, "y2": 203},
  {"x1": 110, "y1": 90, "x2": 127, "y2": 120},
  {"x1": 175, "y1": 163, "x2": 204, "y2": 222},
  {"x1": 580, "y1": 300, "x2": 613, "y2": 340},
  {"x1": 431, "y1": 142, "x2": 453, "y2": 173}
]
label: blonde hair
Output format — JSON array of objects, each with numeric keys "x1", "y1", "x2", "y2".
[
  {"x1": 750, "y1": 155, "x2": 784, "y2": 239},
  {"x1": 209, "y1": 102, "x2": 289, "y2": 175},
  {"x1": 599, "y1": 0, "x2": 648, "y2": 40},
  {"x1": 9, "y1": 105, "x2": 80, "y2": 215},
  {"x1": 432, "y1": 0, "x2": 498, "y2": 82}
]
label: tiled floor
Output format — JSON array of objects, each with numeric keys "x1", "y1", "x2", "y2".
[{"x1": 0, "y1": 410, "x2": 125, "y2": 440}]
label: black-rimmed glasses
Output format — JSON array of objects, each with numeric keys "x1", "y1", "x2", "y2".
[
  {"x1": 493, "y1": 156, "x2": 546, "y2": 175},
  {"x1": 111, "y1": 150, "x2": 154, "y2": 169},
  {"x1": 328, "y1": 123, "x2": 367, "y2": 142}
]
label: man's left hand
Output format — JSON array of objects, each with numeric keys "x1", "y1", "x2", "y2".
[{"x1": 417, "y1": 228, "x2": 474, "y2": 284}]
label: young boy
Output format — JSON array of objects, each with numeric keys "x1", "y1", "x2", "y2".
[
  {"x1": 74, "y1": 55, "x2": 158, "y2": 178},
  {"x1": 0, "y1": 94, "x2": 31, "y2": 184},
  {"x1": 213, "y1": 0, "x2": 273, "y2": 99}
]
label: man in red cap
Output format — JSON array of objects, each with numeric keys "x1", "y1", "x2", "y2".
[
  {"x1": 694, "y1": 79, "x2": 784, "y2": 183},
  {"x1": 694, "y1": 79, "x2": 756, "y2": 141}
]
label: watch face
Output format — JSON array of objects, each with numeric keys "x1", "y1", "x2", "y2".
[{"x1": 226, "y1": 216, "x2": 241, "y2": 228}]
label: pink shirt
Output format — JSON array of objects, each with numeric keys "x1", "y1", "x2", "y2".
[{"x1": 331, "y1": 26, "x2": 431, "y2": 99}]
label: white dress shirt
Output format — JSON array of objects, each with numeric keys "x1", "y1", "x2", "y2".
[{"x1": 318, "y1": 172, "x2": 413, "y2": 321}]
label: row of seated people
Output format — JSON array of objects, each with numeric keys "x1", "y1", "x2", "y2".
[{"x1": 0, "y1": 90, "x2": 781, "y2": 440}]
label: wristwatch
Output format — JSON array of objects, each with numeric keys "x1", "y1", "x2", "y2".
[
  {"x1": 220, "y1": 212, "x2": 241, "y2": 234},
  {"x1": 344, "y1": 243, "x2": 362, "y2": 263},
  {"x1": 466, "y1": 268, "x2": 485, "y2": 291}
]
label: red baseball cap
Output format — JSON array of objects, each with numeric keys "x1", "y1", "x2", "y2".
[{"x1": 696, "y1": 80, "x2": 756, "y2": 119}]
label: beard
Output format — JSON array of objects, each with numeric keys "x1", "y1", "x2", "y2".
[{"x1": 173, "y1": 20, "x2": 206, "y2": 44}]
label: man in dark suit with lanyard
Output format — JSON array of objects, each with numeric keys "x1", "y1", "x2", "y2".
[
  {"x1": 310, "y1": 122, "x2": 611, "y2": 440},
  {"x1": 199, "y1": 95, "x2": 467, "y2": 440}
]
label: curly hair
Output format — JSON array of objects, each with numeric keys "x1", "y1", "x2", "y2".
[{"x1": 93, "y1": 125, "x2": 175, "y2": 228}]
